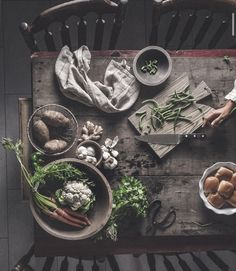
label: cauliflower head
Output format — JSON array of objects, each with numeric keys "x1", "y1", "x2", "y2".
[{"x1": 55, "y1": 180, "x2": 95, "y2": 212}]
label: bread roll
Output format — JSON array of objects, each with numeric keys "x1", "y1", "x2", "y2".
[
  {"x1": 215, "y1": 167, "x2": 233, "y2": 181},
  {"x1": 207, "y1": 193, "x2": 225, "y2": 208},
  {"x1": 218, "y1": 180, "x2": 234, "y2": 199},
  {"x1": 230, "y1": 173, "x2": 236, "y2": 189},
  {"x1": 227, "y1": 191, "x2": 236, "y2": 207},
  {"x1": 204, "y1": 176, "x2": 220, "y2": 194}
]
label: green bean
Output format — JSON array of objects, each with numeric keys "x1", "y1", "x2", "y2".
[
  {"x1": 138, "y1": 113, "x2": 147, "y2": 131},
  {"x1": 136, "y1": 111, "x2": 147, "y2": 116},
  {"x1": 137, "y1": 88, "x2": 196, "y2": 132},
  {"x1": 173, "y1": 108, "x2": 181, "y2": 132},
  {"x1": 153, "y1": 115, "x2": 164, "y2": 127},
  {"x1": 142, "y1": 99, "x2": 159, "y2": 108},
  {"x1": 150, "y1": 115, "x2": 157, "y2": 130}
]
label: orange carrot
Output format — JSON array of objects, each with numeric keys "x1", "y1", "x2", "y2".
[
  {"x1": 62, "y1": 208, "x2": 91, "y2": 225},
  {"x1": 48, "y1": 210, "x2": 83, "y2": 228},
  {"x1": 55, "y1": 208, "x2": 88, "y2": 226}
]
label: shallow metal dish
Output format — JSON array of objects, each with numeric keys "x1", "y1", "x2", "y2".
[
  {"x1": 199, "y1": 162, "x2": 236, "y2": 215},
  {"x1": 30, "y1": 158, "x2": 113, "y2": 240}
]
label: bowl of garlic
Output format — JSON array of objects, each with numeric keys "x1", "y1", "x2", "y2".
[{"x1": 76, "y1": 140, "x2": 103, "y2": 167}]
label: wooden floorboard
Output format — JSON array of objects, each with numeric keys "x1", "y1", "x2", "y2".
[
  {"x1": 5, "y1": 94, "x2": 29, "y2": 189},
  {"x1": 0, "y1": 0, "x2": 2, "y2": 47},
  {"x1": 0, "y1": 239, "x2": 8, "y2": 271},
  {"x1": 7, "y1": 189, "x2": 57, "y2": 271},
  {"x1": 0, "y1": 48, "x2": 7, "y2": 238},
  {"x1": 2, "y1": 0, "x2": 52, "y2": 94}
]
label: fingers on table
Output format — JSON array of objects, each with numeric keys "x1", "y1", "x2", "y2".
[{"x1": 202, "y1": 110, "x2": 222, "y2": 128}]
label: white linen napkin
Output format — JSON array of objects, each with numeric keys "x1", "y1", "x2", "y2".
[{"x1": 55, "y1": 46, "x2": 140, "y2": 113}]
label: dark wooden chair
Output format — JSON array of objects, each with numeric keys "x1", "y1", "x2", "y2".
[
  {"x1": 149, "y1": 0, "x2": 236, "y2": 49},
  {"x1": 12, "y1": 244, "x2": 233, "y2": 271},
  {"x1": 20, "y1": 0, "x2": 128, "y2": 52}
]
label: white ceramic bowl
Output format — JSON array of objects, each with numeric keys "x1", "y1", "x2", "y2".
[{"x1": 199, "y1": 162, "x2": 236, "y2": 215}]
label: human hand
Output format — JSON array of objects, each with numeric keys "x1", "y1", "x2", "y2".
[{"x1": 202, "y1": 100, "x2": 235, "y2": 128}]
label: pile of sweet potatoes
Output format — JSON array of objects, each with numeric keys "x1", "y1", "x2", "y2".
[{"x1": 33, "y1": 110, "x2": 71, "y2": 154}]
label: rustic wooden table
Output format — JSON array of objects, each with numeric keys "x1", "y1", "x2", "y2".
[{"x1": 28, "y1": 49, "x2": 236, "y2": 256}]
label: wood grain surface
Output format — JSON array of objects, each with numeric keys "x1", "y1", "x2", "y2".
[
  {"x1": 30, "y1": 50, "x2": 236, "y2": 255},
  {"x1": 128, "y1": 73, "x2": 213, "y2": 158}
]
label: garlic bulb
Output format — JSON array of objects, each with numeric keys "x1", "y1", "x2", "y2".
[
  {"x1": 76, "y1": 145, "x2": 97, "y2": 165},
  {"x1": 102, "y1": 136, "x2": 119, "y2": 170},
  {"x1": 104, "y1": 156, "x2": 118, "y2": 170}
]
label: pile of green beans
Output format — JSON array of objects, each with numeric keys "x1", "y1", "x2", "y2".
[
  {"x1": 136, "y1": 88, "x2": 197, "y2": 132},
  {"x1": 141, "y1": 59, "x2": 158, "y2": 75}
]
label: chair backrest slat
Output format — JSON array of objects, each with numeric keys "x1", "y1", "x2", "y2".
[
  {"x1": 77, "y1": 18, "x2": 87, "y2": 48},
  {"x1": 60, "y1": 256, "x2": 69, "y2": 271},
  {"x1": 164, "y1": 11, "x2": 180, "y2": 48},
  {"x1": 208, "y1": 18, "x2": 230, "y2": 48},
  {"x1": 42, "y1": 257, "x2": 55, "y2": 271},
  {"x1": 150, "y1": 0, "x2": 236, "y2": 49},
  {"x1": 93, "y1": 15, "x2": 105, "y2": 50},
  {"x1": 176, "y1": 255, "x2": 191, "y2": 271},
  {"x1": 44, "y1": 29, "x2": 56, "y2": 51},
  {"x1": 178, "y1": 10, "x2": 197, "y2": 49},
  {"x1": 20, "y1": 0, "x2": 128, "y2": 52},
  {"x1": 109, "y1": 0, "x2": 128, "y2": 50},
  {"x1": 206, "y1": 251, "x2": 230, "y2": 270},
  {"x1": 149, "y1": 5, "x2": 160, "y2": 45},
  {"x1": 190, "y1": 252, "x2": 210, "y2": 271},
  {"x1": 163, "y1": 255, "x2": 175, "y2": 271},
  {"x1": 61, "y1": 22, "x2": 71, "y2": 49},
  {"x1": 193, "y1": 13, "x2": 213, "y2": 48}
]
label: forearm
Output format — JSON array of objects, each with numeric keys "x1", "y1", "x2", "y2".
[
  {"x1": 225, "y1": 79, "x2": 236, "y2": 104},
  {"x1": 224, "y1": 99, "x2": 236, "y2": 113}
]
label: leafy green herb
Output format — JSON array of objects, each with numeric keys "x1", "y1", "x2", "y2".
[
  {"x1": 105, "y1": 176, "x2": 149, "y2": 241},
  {"x1": 1, "y1": 138, "x2": 93, "y2": 228},
  {"x1": 223, "y1": 55, "x2": 230, "y2": 65},
  {"x1": 31, "y1": 162, "x2": 88, "y2": 188},
  {"x1": 31, "y1": 152, "x2": 44, "y2": 172},
  {"x1": 141, "y1": 59, "x2": 158, "y2": 75}
]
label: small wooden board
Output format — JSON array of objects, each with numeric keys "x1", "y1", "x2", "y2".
[{"x1": 128, "y1": 73, "x2": 213, "y2": 158}]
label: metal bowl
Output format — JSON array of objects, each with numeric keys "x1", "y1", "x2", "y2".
[
  {"x1": 30, "y1": 158, "x2": 113, "y2": 240},
  {"x1": 27, "y1": 104, "x2": 78, "y2": 156},
  {"x1": 199, "y1": 162, "x2": 236, "y2": 215},
  {"x1": 133, "y1": 46, "x2": 172, "y2": 87}
]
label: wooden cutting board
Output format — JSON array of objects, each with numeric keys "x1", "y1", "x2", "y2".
[{"x1": 128, "y1": 73, "x2": 213, "y2": 158}]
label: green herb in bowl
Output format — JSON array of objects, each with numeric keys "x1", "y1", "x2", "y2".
[{"x1": 141, "y1": 59, "x2": 158, "y2": 75}]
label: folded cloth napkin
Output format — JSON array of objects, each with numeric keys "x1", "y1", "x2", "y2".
[{"x1": 55, "y1": 46, "x2": 140, "y2": 113}]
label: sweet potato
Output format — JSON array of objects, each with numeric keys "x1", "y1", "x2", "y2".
[
  {"x1": 42, "y1": 110, "x2": 70, "y2": 127},
  {"x1": 33, "y1": 120, "x2": 50, "y2": 145},
  {"x1": 44, "y1": 139, "x2": 67, "y2": 153}
]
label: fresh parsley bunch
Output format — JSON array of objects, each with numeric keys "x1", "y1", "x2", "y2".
[{"x1": 105, "y1": 176, "x2": 149, "y2": 241}]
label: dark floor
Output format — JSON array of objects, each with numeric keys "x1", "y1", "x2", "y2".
[{"x1": 0, "y1": 0, "x2": 236, "y2": 270}]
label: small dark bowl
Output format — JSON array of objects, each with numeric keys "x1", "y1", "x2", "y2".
[
  {"x1": 77, "y1": 140, "x2": 103, "y2": 167},
  {"x1": 133, "y1": 46, "x2": 172, "y2": 87}
]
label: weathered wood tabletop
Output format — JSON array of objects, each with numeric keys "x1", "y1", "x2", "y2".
[{"x1": 29, "y1": 49, "x2": 236, "y2": 256}]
